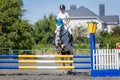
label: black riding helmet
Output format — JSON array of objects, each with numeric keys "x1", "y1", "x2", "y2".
[{"x1": 60, "y1": 4, "x2": 65, "y2": 10}]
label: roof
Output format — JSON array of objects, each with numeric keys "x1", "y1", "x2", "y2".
[
  {"x1": 99, "y1": 15, "x2": 119, "y2": 24},
  {"x1": 66, "y1": 6, "x2": 119, "y2": 24},
  {"x1": 66, "y1": 6, "x2": 97, "y2": 17}
]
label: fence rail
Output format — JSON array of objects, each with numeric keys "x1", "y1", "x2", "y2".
[{"x1": 93, "y1": 49, "x2": 120, "y2": 70}]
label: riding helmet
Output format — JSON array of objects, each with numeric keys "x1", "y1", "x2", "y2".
[{"x1": 60, "y1": 4, "x2": 65, "y2": 10}]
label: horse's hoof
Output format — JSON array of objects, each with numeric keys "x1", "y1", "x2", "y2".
[
  {"x1": 67, "y1": 70, "x2": 73, "y2": 75},
  {"x1": 56, "y1": 50, "x2": 60, "y2": 54},
  {"x1": 62, "y1": 70, "x2": 67, "y2": 74}
]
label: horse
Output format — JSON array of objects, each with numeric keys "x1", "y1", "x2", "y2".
[{"x1": 55, "y1": 19, "x2": 74, "y2": 66}]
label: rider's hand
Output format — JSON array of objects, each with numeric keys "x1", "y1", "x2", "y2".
[{"x1": 64, "y1": 23, "x2": 68, "y2": 26}]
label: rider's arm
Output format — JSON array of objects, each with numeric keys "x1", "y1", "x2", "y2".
[
  {"x1": 64, "y1": 12, "x2": 70, "y2": 25},
  {"x1": 66, "y1": 17, "x2": 70, "y2": 25}
]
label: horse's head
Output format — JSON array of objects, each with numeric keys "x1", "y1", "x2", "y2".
[{"x1": 55, "y1": 19, "x2": 73, "y2": 52}]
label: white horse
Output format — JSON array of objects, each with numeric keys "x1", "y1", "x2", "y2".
[{"x1": 55, "y1": 19, "x2": 74, "y2": 66}]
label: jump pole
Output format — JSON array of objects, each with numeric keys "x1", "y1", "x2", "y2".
[
  {"x1": 0, "y1": 66, "x2": 91, "y2": 70},
  {"x1": 0, "y1": 55, "x2": 90, "y2": 58},
  {"x1": 0, "y1": 60, "x2": 91, "y2": 64}
]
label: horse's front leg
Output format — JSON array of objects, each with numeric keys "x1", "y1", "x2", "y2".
[
  {"x1": 69, "y1": 49, "x2": 74, "y2": 66},
  {"x1": 66, "y1": 52, "x2": 73, "y2": 66}
]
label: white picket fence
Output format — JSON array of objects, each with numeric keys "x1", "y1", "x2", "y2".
[{"x1": 93, "y1": 49, "x2": 120, "y2": 70}]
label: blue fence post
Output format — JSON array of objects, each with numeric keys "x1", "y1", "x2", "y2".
[
  {"x1": 90, "y1": 33, "x2": 96, "y2": 76},
  {"x1": 88, "y1": 22, "x2": 97, "y2": 77}
]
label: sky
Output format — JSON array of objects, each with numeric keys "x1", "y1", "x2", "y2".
[{"x1": 23, "y1": 0, "x2": 120, "y2": 24}]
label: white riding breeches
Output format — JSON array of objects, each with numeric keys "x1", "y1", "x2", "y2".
[
  {"x1": 64, "y1": 25, "x2": 72, "y2": 35},
  {"x1": 55, "y1": 25, "x2": 72, "y2": 35}
]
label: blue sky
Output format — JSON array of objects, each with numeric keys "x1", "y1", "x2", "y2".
[{"x1": 23, "y1": 0, "x2": 120, "y2": 24}]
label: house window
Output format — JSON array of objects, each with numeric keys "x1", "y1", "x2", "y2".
[
  {"x1": 104, "y1": 26, "x2": 107, "y2": 30},
  {"x1": 102, "y1": 23, "x2": 107, "y2": 31}
]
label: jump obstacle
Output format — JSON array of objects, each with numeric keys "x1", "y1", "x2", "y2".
[
  {"x1": 0, "y1": 55, "x2": 91, "y2": 70},
  {"x1": 88, "y1": 22, "x2": 120, "y2": 77},
  {"x1": 0, "y1": 22, "x2": 120, "y2": 77}
]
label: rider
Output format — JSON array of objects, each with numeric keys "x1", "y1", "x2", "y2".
[
  {"x1": 56, "y1": 4, "x2": 72, "y2": 35},
  {"x1": 55, "y1": 4, "x2": 73, "y2": 50}
]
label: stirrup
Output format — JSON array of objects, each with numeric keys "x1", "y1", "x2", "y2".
[{"x1": 56, "y1": 48, "x2": 59, "y2": 51}]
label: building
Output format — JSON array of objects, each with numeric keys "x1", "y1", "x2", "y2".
[{"x1": 66, "y1": 4, "x2": 119, "y2": 35}]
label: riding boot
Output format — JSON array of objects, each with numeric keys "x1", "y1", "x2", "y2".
[
  {"x1": 51, "y1": 33, "x2": 56, "y2": 45},
  {"x1": 70, "y1": 34, "x2": 74, "y2": 47},
  {"x1": 52, "y1": 33, "x2": 59, "y2": 51}
]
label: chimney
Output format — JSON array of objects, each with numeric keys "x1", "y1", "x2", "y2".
[
  {"x1": 99, "y1": 4, "x2": 105, "y2": 16},
  {"x1": 70, "y1": 5, "x2": 76, "y2": 10}
]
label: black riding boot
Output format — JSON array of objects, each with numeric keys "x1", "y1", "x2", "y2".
[
  {"x1": 53, "y1": 33, "x2": 59, "y2": 51},
  {"x1": 69, "y1": 34, "x2": 74, "y2": 47},
  {"x1": 51, "y1": 33, "x2": 56, "y2": 46}
]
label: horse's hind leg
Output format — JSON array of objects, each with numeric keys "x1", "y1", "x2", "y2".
[
  {"x1": 61, "y1": 52, "x2": 65, "y2": 66},
  {"x1": 61, "y1": 58, "x2": 65, "y2": 66},
  {"x1": 66, "y1": 52, "x2": 72, "y2": 66},
  {"x1": 69, "y1": 49, "x2": 74, "y2": 66},
  {"x1": 69, "y1": 53, "x2": 73, "y2": 66},
  {"x1": 67, "y1": 52, "x2": 73, "y2": 74},
  {"x1": 70, "y1": 57, "x2": 73, "y2": 66}
]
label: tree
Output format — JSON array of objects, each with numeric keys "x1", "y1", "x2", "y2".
[
  {"x1": 73, "y1": 26, "x2": 87, "y2": 40},
  {"x1": 97, "y1": 26, "x2": 120, "y2": 49},
  {"x1": 73, "y1": 26, "x2": 89, "y2": 48},
  {"x1": 33, "y1": 14, "x2": 56, "y2": 47},
  {"x1": 0, "y1": 0, "x2": 24, "y2": 30},
  {"x1": 9, "y1": 20, "x2": 35, "y2": 49},
  {"x1": 112, "y1": 26, "x2": 120, "y2": 36},
  {"x1": 0, "y1": 0, "x2": 35, "y2": 49}
]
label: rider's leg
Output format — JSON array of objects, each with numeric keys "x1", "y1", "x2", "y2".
[
  {"x1": 54, "y1": 30, "x2": 59, "y2": 50},
  {"x1": 64, "y1": 25, "x2": 72, "y2": 34},
  {"x1": 64, "y1": 25, "x2": 74, "y2": 47},
  {"x1": 67, "y1": 26, "x2": 72, "y2": 35},
  {"x1": 66, "y1": 25, "x2": 74, "y2": 46}
]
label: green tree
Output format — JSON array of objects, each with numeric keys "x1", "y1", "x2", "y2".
[
  {"x1": 97, "y1": 26, "x2": 120, "y2": 49},
  {"x1": 10, "y1": 20, "x2": 35, "y2": 49},
  {"x1": 0, "y1": 0, "x2": 35, "y2": 49},
  {"x1": 112, "y1": 26, "x2": 120, "y2": 36},
  {"x1": 73, "y1": 26, "x2": 89, "y2": 48},
  {"x1": 34, "y1": 14, "x2": 56, "y2": 47}
]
